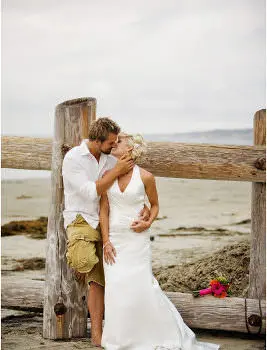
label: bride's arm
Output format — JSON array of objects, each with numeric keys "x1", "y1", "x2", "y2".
[
  {"x1": 131, "y1": 169, "x2": 159, "y2": 233},
  {"x1": 100, "y1": 192, "x2": 117, "y2": 264}
]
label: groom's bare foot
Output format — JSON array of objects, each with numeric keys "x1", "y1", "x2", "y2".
[
  {"x1": 91, "y1": 329, "x2": 102, "y2": 346},
  {"x1": 91, "y1": 329, "x2": 102, "y2": 347},
  {"x1": 91, "y1": 337, "x2": 102, "y2": 347}
]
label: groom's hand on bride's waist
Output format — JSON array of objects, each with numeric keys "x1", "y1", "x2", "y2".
[
  {"x1": 130, "y1": 220, "x2": 151, "y2": 233},
  {"x1": 139, "y1": 205, "x2": 150, "y2": 221}
]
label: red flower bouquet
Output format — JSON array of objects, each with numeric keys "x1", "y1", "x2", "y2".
[{"x1": 192, "y1": 277, "x2": 231, "y2": 298}]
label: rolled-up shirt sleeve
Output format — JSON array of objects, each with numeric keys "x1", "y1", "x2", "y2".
[{"x1": 62, "y1": 155, "x2": 98, "y2": 201}]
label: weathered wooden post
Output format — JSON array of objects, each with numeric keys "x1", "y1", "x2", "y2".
[
  {"x1": 249, "y1": 109, "x2": 266, "y2": 299},
  {"x1": 43, "y1": 97, "x2": 97, "y2": 339}
]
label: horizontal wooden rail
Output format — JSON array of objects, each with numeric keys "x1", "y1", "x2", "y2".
[
  {"x1": 2, "y1": 136, "x2": 52, "y2": 171},
  {"x1": 1, "y1": 278, "x2": 265, "y2": 334},
  {"x1": 1, "y1": 136, "x2": 266, "y2": 182},
  {"x1": 168, "y1": 291, "x2": 266, "y2": 334}
]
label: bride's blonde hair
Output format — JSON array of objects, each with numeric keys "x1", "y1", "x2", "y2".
[{"x1": 120, "y1": 133, "x2": 147, "y2": 161}]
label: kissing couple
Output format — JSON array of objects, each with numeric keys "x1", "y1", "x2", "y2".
[{"x1": 62, "y1": 118, "x2": 220, "y2": 349}]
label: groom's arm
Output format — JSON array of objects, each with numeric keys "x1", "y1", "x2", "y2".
[
  {"x1": 96, "y1": 154, "x2": 134, "y2": 196},
  {"x1": 62, "y1": 153, "x2": 134, "y2": 198}
]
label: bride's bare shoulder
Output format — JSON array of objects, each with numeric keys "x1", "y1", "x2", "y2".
[{"x1": 139, "y1": 167, "x2": 155, "y2": 183}]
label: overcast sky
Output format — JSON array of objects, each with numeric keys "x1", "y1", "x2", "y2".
[{"x1": 2, "y1": 0, "x2": 266, "y2": 136}]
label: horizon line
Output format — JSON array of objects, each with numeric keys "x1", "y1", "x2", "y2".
[{"x1": 1, "y1": 127, "x2": 253, "y2": 138}]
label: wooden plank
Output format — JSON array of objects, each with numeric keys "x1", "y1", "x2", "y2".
[
  {"x1": 42, "y1": 97, "x2": 97, "y2": 340},
  {"x1": 1, "y1": 136, "x2": 52, "y2": 170},
  {"x1": 138, "y1": 141, "x2": 265, "y2": 182},
  {"x1": 249, "y1": 110, "x2": 266, "y2": 298},
  {"x1": 2, "y1": 278, "x2": 265, "y2": 334},
  {"x1": 2, "y1": 277, "x2": 44, "y2": 312},
  {"x1": 1, "y1": 138, "x2": 266, "y2": 182},
  {"x1": 168, "y1": 292, "x2": 265, "y2": 334}
]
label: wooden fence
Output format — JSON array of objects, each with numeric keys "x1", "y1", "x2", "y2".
[{"x1": 1, "y1": 98, "x2": 266, "y2": 339}]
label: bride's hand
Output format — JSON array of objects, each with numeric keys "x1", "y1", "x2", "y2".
[
  {"x1": 103, "y1": 241, "x2": 117, "y2": 265},
  {"x1": 130, "y1": 220, "x2": 150, "y2": 233}
]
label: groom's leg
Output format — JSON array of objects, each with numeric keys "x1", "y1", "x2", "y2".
[
  {"x1": 88, "y1": 281, "x2": 104, "y2": 345},
  {"x1": 87, "y1": 239, "x2": 105, "y2": 345}
]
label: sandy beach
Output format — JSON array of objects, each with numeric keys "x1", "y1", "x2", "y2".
[
  {"x1": 1, "y1": 176, "x2": 252, "y2": 268},
  {"x1": 2, "y1": 314, "x2": 265, "y2": 350},
  {"x1": 1, "y1": 176, "x2": 266, "y2": 349}
]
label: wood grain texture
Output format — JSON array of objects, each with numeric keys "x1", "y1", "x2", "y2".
[
  {"x1": 2, "y1": 278, "x2": 265, "y2": 334},
  {"x1": 1, "y1": 136, "x2": 52, "y2": 170},
  {"x1": 1, "y1": 138, "x2": 266, "y2": 182},
  {"x1": 167, "y1": 292, "x2": 266, "y2": 334},
  {"x1": 137, "y1": 141, "x2": 265, "y2": 182},
  {"x1": 42, "y1": 97, "x2": 97, "y2": 339},
  {"x1": 249, "y1": 109, "x2": 266, "y2": 299},
  {"x1": 2, "y1": 277, "x2": 44, "y2": 312}
]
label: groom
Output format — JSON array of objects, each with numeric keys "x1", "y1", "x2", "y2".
[{"x1": 62, "y1": 117, "x2": 149, "y2": 346}]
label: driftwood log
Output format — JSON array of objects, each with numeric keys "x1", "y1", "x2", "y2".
[
  {"x1": 43, "y1": 98, "x2": 96, "y2": 339},
  {"x1": 1, "y1": 136, "x2": 52, "y2": 170},
  {"x1": 2, "y1": 278, "x2": 265, "y2": 335},
  {"x1": 249, "y1": 110, "x2": 266, "y2": 298},
  {"x1": 1, "y1": 137, "x2": 266, "y2": 183}
]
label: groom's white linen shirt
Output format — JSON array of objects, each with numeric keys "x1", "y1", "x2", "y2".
[{"x1": 62, "y1": 139, "x2": 117, "y2": 229}]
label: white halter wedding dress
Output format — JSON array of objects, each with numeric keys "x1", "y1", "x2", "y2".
[{"x1": 101, "y1": 165, "x2": 220, "y2": 350}]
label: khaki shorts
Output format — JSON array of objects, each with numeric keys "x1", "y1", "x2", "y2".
[{"x1": 66, "y1": 214, "x2": 105, "y2": 287}]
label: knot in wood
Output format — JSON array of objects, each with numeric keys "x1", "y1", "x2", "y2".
[
  {"x1": 245, "y1": 297, "x2": 263, "y2": 334},
  {"x1": 54, "y1": 302, "x2": 67, "y2": 316},
  {"x1": 248, "y1": 314, "x2": 262, "y2": 327},
  {"x1": 254, "y1": 157, "x2": 266, "y2": 170},
  {"x1": 62, "y1": 144, "x2": 72, "y2": 156}
]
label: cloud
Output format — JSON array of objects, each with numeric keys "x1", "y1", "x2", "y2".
[{"x1": 2, "y1": 0, "x2": 265, "y2": 135}]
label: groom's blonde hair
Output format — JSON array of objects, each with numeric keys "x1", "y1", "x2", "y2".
[{"x1": 88, "y1": 118, "x2": 120, "y2": 141}]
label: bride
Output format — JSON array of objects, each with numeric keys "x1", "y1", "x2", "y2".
[{"x1": 99, "y1": 133, "x2": 220, "y2": 350}]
